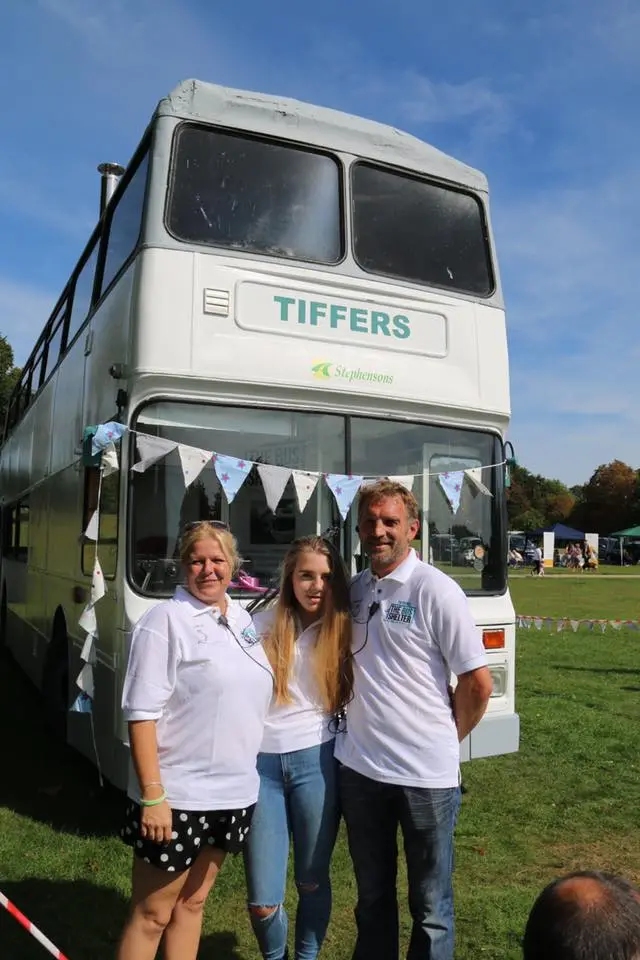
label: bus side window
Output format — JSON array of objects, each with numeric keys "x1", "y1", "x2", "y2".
[
  {"x1": 1, "y1": 505, "x2": 17, "y2": 558},
  {"x1": 100, "y1": 148, "x2": 149, "y2": 295},
  {"x1": 16, "y1": 500, "x2": 29, "y2": 563},
  {"x1": 6, "y1": 390, "x2": 19, "y2": 434},
  {"x1": 82, "y1": 467, "x2": 119, "y2": 578},
  {"x1": 66, "y1": 238, "x2": 99, "y2": 351},
  {"x1": 30, "y1": 348, "x2": 45, "y2": 399},
  {"x1": 19, "y1": 367, "x2": 33, "y2": 417},
  {"x1": 42, "y1": 300, "x2": 68, "y2": 383}
]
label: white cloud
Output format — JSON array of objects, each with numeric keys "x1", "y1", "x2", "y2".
[
  {"x1": 399, "y1": 74, "x2": 511, "y2": 134},
  {"x1": 0, "y1": 174, "x2": 93, "y2": 238},
  {"x1": 0, "y1": 277, "x2": 56, "y2": 365}
]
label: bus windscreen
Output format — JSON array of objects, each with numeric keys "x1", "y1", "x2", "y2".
[
  {"x1": 166, "y1": 124, "x2": 343, "y2": 264},
  {"x1": 352, "y1": 162, "x2": 494, "y2": 296}
]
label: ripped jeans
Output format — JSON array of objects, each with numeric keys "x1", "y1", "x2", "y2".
[{"x1": 244, "y1": 740, "x2": 340, "y2": 960}]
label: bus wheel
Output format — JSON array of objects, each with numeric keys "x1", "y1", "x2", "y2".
[{"x1": 42, "y1": 615, "x2": 69, "y2": 742}]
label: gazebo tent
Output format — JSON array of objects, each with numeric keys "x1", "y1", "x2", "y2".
[
  {"x1": 530, "y1": 522, "x2": 585, "y2": 540},
  {"x1": 610, "y1": 525, "x2": 640, "y2": 564},
  {"x1": 611, "y1": 525, "x2": 640, "y2": 538}
]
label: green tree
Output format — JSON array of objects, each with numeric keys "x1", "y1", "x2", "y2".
[
  {"x1": 571, "y1": 460, "x2": 638, "y2": 533},
  {"x1": 507, "y1": 464, "x2": 575, "y2": 530},
  {"x1": 0, "y1": 335, "x2": 21, "y2": 430}
]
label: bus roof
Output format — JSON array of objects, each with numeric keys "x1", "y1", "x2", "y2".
[{"x1": 156, "y1": 79, "x2": 488, "y2": 194}]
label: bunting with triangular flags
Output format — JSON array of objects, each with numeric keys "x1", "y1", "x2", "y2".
[
  {"x1": 438, "y1": 471, "x2": 464, "y2": 513},
  {"x1": 257, "y1": 463, "x2": 292, "y2": 513},
  {"x1": 214, "y1": 454, "x2": 253, "y2": 504},
  {"x1": 291, "y1": 470, "x2": 319, "y2": 513},
  {"x1": 178, "y1": 444, "x2": 212, "y2": 488},
  {"x1": 325, "y1": 474, "x2": 364, "y2": 521}
]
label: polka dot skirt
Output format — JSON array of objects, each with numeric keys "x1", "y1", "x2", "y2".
[{"x1": 120, "y1": 800, "x2": 256, "y2": 872}]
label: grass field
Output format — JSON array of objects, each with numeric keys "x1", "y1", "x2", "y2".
[{"x1": 1, "y1": 574, "x2": 639, "y2": 959}]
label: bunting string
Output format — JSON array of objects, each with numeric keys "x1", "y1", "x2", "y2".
[
  {"x1": 128, "y1": 429, "x2": 501, "y2": 519},
  {"x1": 517, "y1": 615, "x2": 640, "y2": 633}
]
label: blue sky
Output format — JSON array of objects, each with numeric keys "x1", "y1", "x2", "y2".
[{"x1": 1, "y1": 0, "x2": 639, "y2": 486}]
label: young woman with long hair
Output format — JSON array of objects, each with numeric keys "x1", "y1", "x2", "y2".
[{"x1": 244, "y1": 535, "x2": 353, "y2": 960}]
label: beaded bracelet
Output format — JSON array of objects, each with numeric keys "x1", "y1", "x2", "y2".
[{"x1": 139, "y1": 791, "x2": 167, "y2": 807}]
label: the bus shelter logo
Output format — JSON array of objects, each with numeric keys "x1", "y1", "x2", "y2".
[{"x1": 311, "y1": 361, "x2": 393, "y2": 385}]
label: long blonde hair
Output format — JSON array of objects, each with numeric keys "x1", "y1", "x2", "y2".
[{"x1": 263, "y1": 537, "x2": 353, "y2": 714}]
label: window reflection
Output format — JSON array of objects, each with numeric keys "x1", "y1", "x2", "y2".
[
  {"x1": 349, "y1": 418, "x2": 504, "y2": 593},
  {"x1": 129, "y1": 403, "x2": 505, "y2": 596},
  {"x1": 130, "y1": 403, "x2": 344, "y2": 595}
]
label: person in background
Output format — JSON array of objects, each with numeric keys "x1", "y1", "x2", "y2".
[
  {"x1": 532, "y1": 544, "x2": 544, "y2": 577},
  {"x1": 584, "y1": 541, "x2": 598, "y2": 571},
  {"x1": 244, "y1": 536, "x2": 353, "y2": 960},
  {"x1": 117, "y1": 521, "x2": 273, "y2": 960},
  {"x1": 523, "y1": 871, "x2": 640, "y2": 960},
  {"x1": 336, "y1": 480, "x2": 492, "y2": 960}
]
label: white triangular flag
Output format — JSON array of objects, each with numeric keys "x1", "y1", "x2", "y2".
[
  {"x1": 79, "y1": 603, "x2": 97, "y2": 634},
  {"x1": 84, "y1": 509, "x2": 99, "y2": 541},
  {"x1": 291, "y1": 470, "x2": 319, "y2": 513},
  {"x1": 570, "y1": 620, "x2": 580, "y2": 633},
  {"x1": 257, "y1": 463, "x2": 292, "y2": 513},
  {"x1": 465, "y1": 467, "x2": 493, "y2": 497},
  {"x1": 132, "y1": 434, "x2": 178, "y2": 473},
  {"x1": 91, "y1": 557, "x2": 106, "y2": 604},
  {"x1": 81, "y1": 632, "x2": 97, "y2": 663},
  {"x1": 76, "y1": 662, "x2": 94, "y2": 699},
  {"x1": 101, "y1": 442, "x2": 119, "y2": 477},
  {"x1": 387, "y1": 475, "x2": 415, "y2": 491},
  {"x1": 178, "y1": 444, "x2": 212, "y2": 488}
]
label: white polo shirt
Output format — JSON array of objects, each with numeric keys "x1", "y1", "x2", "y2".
[
  {"x1": 254, "y1": 609, "x2": 335, "y2": 754},
  {"x1": 334, "y1": 550, "x2": 487, "y2": 789},
  {"x1": 122, "y1": 587, "x2": 273, "y2": 810}
]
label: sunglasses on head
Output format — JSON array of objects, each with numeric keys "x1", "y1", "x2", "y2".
[{"x1": 182, "y1": 519, "x2": 230, "y2": 533}]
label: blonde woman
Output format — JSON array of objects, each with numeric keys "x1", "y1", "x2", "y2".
[
  {"x1": 117, "y1": 521, "x2": 273, "y2": 960},
  {"x1": 244, "y1": 536, "x2": 353, "y2": 960}
]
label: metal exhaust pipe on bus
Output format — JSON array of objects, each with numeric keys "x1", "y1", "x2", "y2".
[{"x1": 97, "y1": 162, "x2": 125, "y2": 215}]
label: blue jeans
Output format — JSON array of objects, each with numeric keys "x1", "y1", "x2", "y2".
[
  {"x1": 244, "y1": 740, "x2": 340, "y2": 960},
  {"x1": 339, "y1": 764, "x2": 461, "y2": 960}
]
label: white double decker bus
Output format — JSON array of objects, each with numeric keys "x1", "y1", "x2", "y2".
[{"x1": 0, "y1": 79, "x2": 518, "y2": 788}]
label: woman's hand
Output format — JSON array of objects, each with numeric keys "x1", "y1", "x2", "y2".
[{"x1": 139, "y1": 786, "x2": 173, "y2": 845}]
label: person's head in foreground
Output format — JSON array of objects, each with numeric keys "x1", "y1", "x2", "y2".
[
  {"x1": 264, "y1": 535, "x2": 353, "y2": 714},
  {"x1": 523, "y1": 871, "x2": 640, "y2": 960},
  {"x1": 179, "y1": 520, "x2": 240, "y2": 607},
  {"x1": 357, "y1": 479, "x2": 420, "y2": 576}
]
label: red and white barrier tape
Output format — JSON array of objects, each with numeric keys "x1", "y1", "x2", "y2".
[{"x1": 0, "y1": 890, "x2": 70, "y2": 960}]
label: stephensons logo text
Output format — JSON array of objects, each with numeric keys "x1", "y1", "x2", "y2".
[{"x1": 312, "y1": 361, "x2": 394, "y2": 385}]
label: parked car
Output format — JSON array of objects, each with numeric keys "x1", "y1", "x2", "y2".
[
  {"x1": 430, "y1": 534, "x2": 459, "y2": 564},
  {"x1": 509, "y1": 535, "x2": 537, "y2": 565},
  {"x1": 456, "y1": 537, "x2": 483, "y2": 566}
]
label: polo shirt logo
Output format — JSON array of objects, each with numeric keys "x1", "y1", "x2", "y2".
[
  {"x1": 384, "y1": 601, "x2": 417, "y2": 625},
  {"x1": 241, "y1": 625, "x2": 260, "y2": 647}
]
